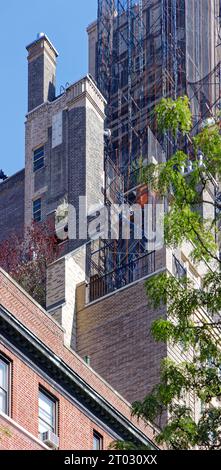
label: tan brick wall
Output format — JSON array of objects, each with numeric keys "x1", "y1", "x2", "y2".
[
  {"x1": 46, "y1": 257, "x2": 66, "y2": 307},
  {"x1": 46, "y1": 246, "x2": 86, "y2": 348},
  {"x1": 25, "y1": 76, "x2": 105, "y2": 232},
  {"x1": 77, "y1": 276, "x2": 167, "y2": 405}
]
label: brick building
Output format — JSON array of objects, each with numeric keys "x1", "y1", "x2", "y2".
[
  {"x1": 0, "y1": 1, "x2": 220, "y2": 450},
  {"x1": 0, "y1": 32, "x2": 105, "y2": 253},
  {"x1": 0, "y1": 169, "x2": 25, "y2": 243},
  {"x1": 0, "y1": 268, "x2": 157, "y2": 450},
  {"x1": 25, "y1": 34, "x2": 105, "y2": 255}
]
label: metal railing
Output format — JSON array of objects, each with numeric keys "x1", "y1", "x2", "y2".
[
  {"x1": 124, "y1": 167, "x2": 142, "y2": 193},
  {"x1": 172, "y1": 255, "x2": 187, "y2": 279},
  {"x1": 89, "y1": 251, "x2": 156, "y2": 302}
]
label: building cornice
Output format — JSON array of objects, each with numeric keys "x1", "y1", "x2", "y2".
[
  {"x1": 26, "y1": 75, "x2": 106, "y2": 121},
  {"x1": 26, "y1": 34, "x2": 59, "y2": 57}
]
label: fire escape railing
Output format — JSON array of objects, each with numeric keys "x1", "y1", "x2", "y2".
[{"x1": 89, "y1": 250, "x2": 156, "y2": 302}]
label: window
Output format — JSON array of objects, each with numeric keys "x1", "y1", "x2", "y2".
[
  {"x1": 33, "y1": 198, "x2": 41, "y2": 222},
  {"x1": 93, "y1": 431, "x2": 103, "y2": 450},
  {"x1": 38, "y1": 389, "x2": 57, "y2": 435},
  {"x1": 33, "y1": 146, "x2": 44, "y2": 172},
  {"x1": 0, "y1": 355, "x2": 10, "y2": 415},
  {"x1": 200, "y1": 400, "x2": 206, "y2": 415}
]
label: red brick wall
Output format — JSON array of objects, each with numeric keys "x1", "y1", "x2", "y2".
[
  {"x1": 0, "y1": 269, "x2": 157, "y2": 448},
  {"x1": 0, "y1": 415, "x2": 46, "y2": 450},
  {"x1": 0, "y1": 343, "x2": 113, "y2": 450}
]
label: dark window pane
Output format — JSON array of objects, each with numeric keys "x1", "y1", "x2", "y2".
[
  {"x1": 33, "y1": 211, "x2": 41, "y2": 222},
  {"x1": 33, "y1": 199, "x2": 41, "y2": 211},
  {"x1": 33, "y1": 199, "x2": 41, "y2": 222},
  {"x1": 33, "y1": 146, "x2": 44, "y2": 172},
  {"x1": 34, "y1": 158, "x2": 44, "y2": 171},
  {"x1": 34, "y1": 147, "x2": 44, "y2": 160},
  {"x1": 93, "y1": 431, "x2": 103, "y2": 450}
]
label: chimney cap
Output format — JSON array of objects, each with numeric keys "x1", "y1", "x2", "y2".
[
  {"x1": 26, "y1": 33, "x2": 59, "y2": 57},
  {"x1": 37, "y1": 32, "x2": 45, "y2": 39}
]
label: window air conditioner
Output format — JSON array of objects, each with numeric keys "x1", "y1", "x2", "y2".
[{"x1": 41, "y1": 430, "x2": 59, "y2": 449}]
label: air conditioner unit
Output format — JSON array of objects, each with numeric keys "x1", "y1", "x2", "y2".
[{"x1": 41, "y1": 430, "x2": 59, "y2": 449}]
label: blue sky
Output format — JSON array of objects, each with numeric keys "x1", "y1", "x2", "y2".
[{"x1": 0, "y1": 0, "x2": 97, "y2": 176}]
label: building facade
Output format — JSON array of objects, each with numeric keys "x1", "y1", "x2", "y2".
[
  {"x1": 25, "y1": 33, "x2": 105, "y2": 255},
  {"x1": 0, "y1": 268, "x2": 157, "y2": 450},
  {"x1": 0, "y1": 170, "x2": 25, "y2": 243},
  {"x1": 0, "y1": 1, "x2": 220, "y2": 449},
  {"x1": 88, "y1": 1, "x2": 220, "y2": 169}
]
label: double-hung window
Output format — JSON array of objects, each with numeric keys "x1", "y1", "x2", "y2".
[
  {"x1": 0, "y1": 355, "x2": 10, "y2": 415},
  {"x1": 93, "y1": 430, "x2": 103, "y2": 450},
  {"x1": 38, "y1": 388, "x2": 57, "y2": 435},
  {"x1": 33, "y1": 146, "x2": 44, "y2": 172},
  {"x1": 33, "y1": 198, "x2": 41, "y2": 222}
]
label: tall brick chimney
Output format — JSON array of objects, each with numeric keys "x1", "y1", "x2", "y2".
[{"x1": 26, "y1": 33, "x2": 58, "y2": 112}]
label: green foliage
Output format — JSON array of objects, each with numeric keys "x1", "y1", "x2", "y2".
[
  {"x1": 194, "y1": 126, "x2": 221, "y2": 176},
  {"x1": 128, "y1": 96, "x2": 221, "y2": 450},
  {"x1": 155, "y1": 96, "x2": 192, "y2": 136},
  {"x1": 142, "y1": 144, "x2": 219, "y2": 262},
  {"x1": 197, "y1": 408, "x2": 221, "y2": 449},
  {"x1": 155, "y1": 406, "x2": 198, "y2": 450},
  {"x1": 139, "y1": 267, "x2": 221, "y2": 449}
]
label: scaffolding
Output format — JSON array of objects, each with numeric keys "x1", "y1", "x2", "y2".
[
  {"x1": 87, "y1": 126, "x2": 164, "y2": 292},
  {"x1": 188, "y1": 63, "x2": 221, "y2": 133},
  {"x1": 97, "y1": 1, "x2": 185, "y2": 173},
  {"x1": 87, "y1": 0, "x2": 221, "y2": 301}
]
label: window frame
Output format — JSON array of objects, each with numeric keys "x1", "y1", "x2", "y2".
[
  {"x1": 38, "y1": 387, "x2": 58, "y2": 436},
  {"x1": 33, "y1": 198, "x2": 42, "y2": 223},
  {"x1": 33, "y1": 146, "x2": 45, "y2": 172},
  {"x1": 0, "y1": 353, "x2": 11, "y2": 416},
  {"x1": 93, "y1": 430, "x2": 103, "y2": 450}
]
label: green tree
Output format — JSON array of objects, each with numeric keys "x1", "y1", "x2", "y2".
[{"x1": 118, "y1": 97, "x2": 221, "y2": 450}]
